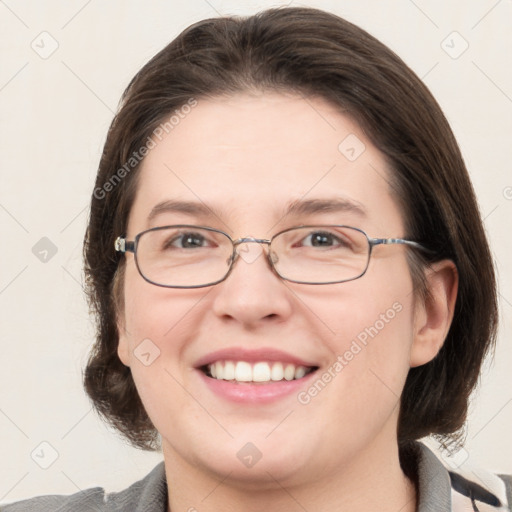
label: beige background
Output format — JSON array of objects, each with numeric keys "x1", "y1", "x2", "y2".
[{"x1": 1, "y1": 0, "x2": 511, "y2": 502}]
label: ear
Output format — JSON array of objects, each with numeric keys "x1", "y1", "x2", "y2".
[{"x1": 410, "y1": 260, "x2": 458, "y2": 367}]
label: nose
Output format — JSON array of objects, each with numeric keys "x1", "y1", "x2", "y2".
[{"x1": 211, "y1": 240, "x2": 293, "y2": 326}]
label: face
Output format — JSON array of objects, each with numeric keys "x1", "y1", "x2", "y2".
[{"x1": 118, "y1": 92, "x2": 422, "y2": 487}]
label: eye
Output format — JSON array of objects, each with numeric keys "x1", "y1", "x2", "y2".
[
  {"x1": 299, "y1": 231, "x2": 346, "y2": 248},
  {"x1": 165, "y1": 231, "x2": 211, "y2": 249}
]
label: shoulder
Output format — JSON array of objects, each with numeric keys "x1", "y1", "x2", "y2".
[
  {"x1": 415, "y1": 442, "x2": 512, "y2": 512},
  {"x1": 0, "y1": 463, "x2": 167, "y2": 512}
]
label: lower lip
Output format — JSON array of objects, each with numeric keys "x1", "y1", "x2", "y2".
[{"x1": 197, "y1": 370, "x2": 317, "y2": 404}]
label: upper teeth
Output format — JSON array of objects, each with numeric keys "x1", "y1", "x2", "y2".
[{"x1": 207, "y1": 361, "x2": 310, "y2": 382}]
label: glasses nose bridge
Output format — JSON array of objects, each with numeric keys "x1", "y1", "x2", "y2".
[
  {"x1": 232, "y1": 237, "x2": 272, "y2": 257},
  {"x1": 232, "y1": 236, "x2": 272, "y2": 247},
  {"x1": 229, "y1": 236, "x2": 275, "y2": 270}
]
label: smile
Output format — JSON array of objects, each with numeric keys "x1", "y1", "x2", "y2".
[
  {"x1": 204, "y1": 360, "x2": 316, "y2": 383},
  {"x1": 195, "y1": 348, "x2": 320, "y2": 402}
]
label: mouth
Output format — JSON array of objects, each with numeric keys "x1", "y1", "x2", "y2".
[
  {"x1": 194, "y1": 348, "x2": 320, "y2": 402},
  {"x1": 200, "y1": 360, "x2": 318, "y2": 384}
]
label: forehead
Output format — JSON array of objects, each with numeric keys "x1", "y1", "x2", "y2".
[{"x1": 128, "y1": 93, "x2": 404, "y2": 236}]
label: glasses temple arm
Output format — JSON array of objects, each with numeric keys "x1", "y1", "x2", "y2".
[
  {"x1": 369, "y1": 238, "x2": 432, "y2": 253},
  {"x1": 114, "y1": 237, "x2": 135, "y2": 254}
]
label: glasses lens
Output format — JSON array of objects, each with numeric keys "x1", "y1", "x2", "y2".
[
  {"x1": 271, "y1": 226, "x2": 370, "y2": 284},
  {"x1": 135, "y1": 226, "x2": 233, "y2": 287}
]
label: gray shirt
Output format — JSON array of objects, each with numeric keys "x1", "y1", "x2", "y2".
[{"x1": 2, "y1": 443, "x2": 511, "y2": 511}]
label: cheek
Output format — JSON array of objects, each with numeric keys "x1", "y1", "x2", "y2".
[
  {"x1": 120, "y1": 267, "x2": 203, "y2": 387},
  {"x1": 119, "y1": 274, "x2": 210, "y2": 435},
  {"x1": 306, "y1": 256, "x2": 416, "y2": 406},
  {"x1": 122, "y1": 261, "x2": 206, "y2": 350},
  {"x1": 288, "y1": 267, "x2": 416, "y2": 472},
  {"x1": 315, "y1": 253, "x2": 415, "y2": 347}
]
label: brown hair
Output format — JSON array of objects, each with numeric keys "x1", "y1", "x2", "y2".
[{"x1": 83, "y1": 7, "x2": 497, "y2": 454}]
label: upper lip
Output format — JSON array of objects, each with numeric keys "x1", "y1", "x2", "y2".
[{"x1": 194, "y1": 348, "x2": 318, "y2": 369}]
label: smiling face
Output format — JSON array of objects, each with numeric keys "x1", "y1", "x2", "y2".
[{"x1": 117, "y1": 92, "x2": 432, "y2": 488}]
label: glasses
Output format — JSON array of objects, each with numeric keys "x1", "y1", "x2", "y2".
[{"x1": 114, "y1": 225, "x2": 428, "y2": 288}]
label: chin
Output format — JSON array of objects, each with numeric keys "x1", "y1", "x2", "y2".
[
  {"x1": 205, "y1": 451, "x2": 310, "y2": 490},
  {"x1": 167, "y1": 430, "x2": 314, "y2": 489}
]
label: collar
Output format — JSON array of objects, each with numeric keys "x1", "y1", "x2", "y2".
[{"x1": 415, "y1": 442, "x2": 453, "y2": 511}]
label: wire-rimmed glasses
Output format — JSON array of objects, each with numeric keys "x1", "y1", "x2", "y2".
[{"x1": 114, "y1": 225, "x2": 428, "y2": 288}]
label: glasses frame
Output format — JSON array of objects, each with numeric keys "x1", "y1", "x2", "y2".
[{"x1": 114, "y1": 224, "x2": 429, "y2": 289}]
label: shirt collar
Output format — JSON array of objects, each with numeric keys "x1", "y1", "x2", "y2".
[{"x1": 416, "y1": 442, "x2": 452, "y2": 512}]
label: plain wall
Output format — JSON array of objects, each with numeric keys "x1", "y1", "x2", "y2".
[{"x1": 1, "y1": 0, "x2": 511, "y2": 502}]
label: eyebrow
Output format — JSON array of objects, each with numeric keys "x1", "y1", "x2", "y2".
[
  {"x1": 147, "y1": 197, "x2": 367, "y2": 223},
  {"x1": 147, "y1": 199, "x2": 213, "y2": 222},
  {"x1": 284, "y1": 198, "x2": 367, "y2": 218}
]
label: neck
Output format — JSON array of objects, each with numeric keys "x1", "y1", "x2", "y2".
[{"x1": 162, "y1": 438, "x2": 417, "y2": 512}]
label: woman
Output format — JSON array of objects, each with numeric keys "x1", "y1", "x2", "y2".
[{"x1": 3, "y1": 6, "x2": 510, "y2": 512}]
